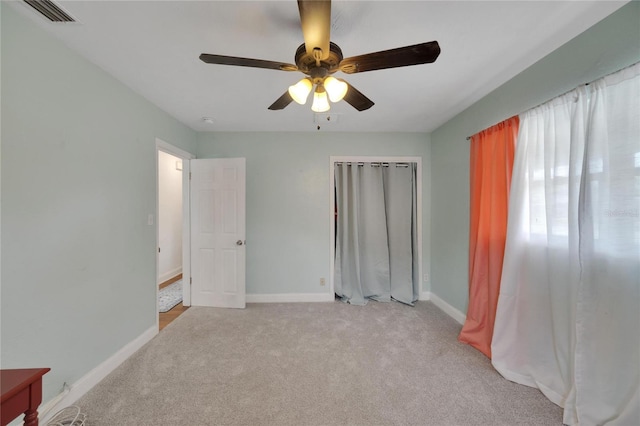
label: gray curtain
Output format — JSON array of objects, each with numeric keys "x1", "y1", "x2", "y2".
[{"x1": 334, "y1": 162, "x2": 419, "y2": 306}]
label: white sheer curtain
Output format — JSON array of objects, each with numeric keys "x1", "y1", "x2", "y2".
[
  {"x1": 334, "y1": 162, "x2": 419, "y2": 306},
  {"x1": 492, "y1": 63, "x2": 639, "y2": 425}
]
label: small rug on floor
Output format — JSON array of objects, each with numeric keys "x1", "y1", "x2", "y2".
[{"x1": 159, "y1": 280, "x2": 182, "y2": 313}]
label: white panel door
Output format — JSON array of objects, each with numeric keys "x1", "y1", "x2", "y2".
[{"x1": 190, "y1": 158, "x2": 246, "y2": 308}]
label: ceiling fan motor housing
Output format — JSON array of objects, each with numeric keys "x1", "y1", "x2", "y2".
[{"x1": 295, "y1": 42, "x2": 344, "y2": 80}]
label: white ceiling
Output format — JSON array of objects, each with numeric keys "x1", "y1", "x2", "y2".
[{"x1": 9, "y1": 0, "x2": 628, "y2": 132}]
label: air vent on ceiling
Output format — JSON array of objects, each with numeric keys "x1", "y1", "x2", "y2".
[{"x1": 24, "y1": 0, "x2": 75, "y2": 22}]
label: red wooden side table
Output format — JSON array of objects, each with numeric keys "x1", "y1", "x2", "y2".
[{"x1": 1, "y1": 368, "x2": 50, "y2": 426}]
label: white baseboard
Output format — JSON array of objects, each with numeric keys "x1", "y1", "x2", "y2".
[
  {"x1": 429, "y1": 293, "x2": 467, "y2": 325},
  {"x1": 246, "y1": 292, "x2": 334, "y2": 303},
  {"x1": 157, "y1": 267, "x2": 182, "y2": 285},
  {"x1": 40, "y1": 325, "x2": 158, "y2": 424},
  {"x1": 423, "y1": 291, "x2": 466, "y2": 325}
]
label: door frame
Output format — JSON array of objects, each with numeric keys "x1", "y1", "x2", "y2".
[
  {"x1": 329, "y1": 156, "x2": 423, "y2": 299},
  {"x1": 155, "y1": 138, "x2": 195, "y2": 328}
]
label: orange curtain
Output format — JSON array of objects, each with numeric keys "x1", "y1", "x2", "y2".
[{"x1": 458, "y1": 116, "x2": 519, "y2": 358}]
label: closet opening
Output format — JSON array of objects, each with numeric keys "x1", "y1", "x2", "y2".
[{"x1": 329, "y1": 156, "x2": 423, "y2": 305}]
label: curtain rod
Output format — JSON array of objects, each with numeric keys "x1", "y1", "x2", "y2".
[
  {"x1": 466, "y1": 79, "x2": 598, "y2": 141},
  {"x1": 335, "y1": 162, "x2": 410, "y2": 167},
  {"x1": 465, "y1": 59, "x2": 640, "y2": 141}
]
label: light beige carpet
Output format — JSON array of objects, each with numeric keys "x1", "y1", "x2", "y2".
[{"x1": 77, "y1": 301, "x2": 562, "y2": 425}]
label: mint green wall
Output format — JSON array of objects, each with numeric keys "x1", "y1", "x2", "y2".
[
  {"x1": 196, "y1": 132, "x2": 431, "y2": 296},
  {"x1": 430, "y1": 2, "x2": 640, "y2": 313},
  {"x1": 1, "y1": 4, "x2": 196, "y2": 402},
  {"x1": 2, "y1": 0, "x2": 638, "y2": 409}
]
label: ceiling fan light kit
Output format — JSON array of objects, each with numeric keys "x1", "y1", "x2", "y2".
[
  {"x1": 289, "y1": 78, "x2": 313, "y2": 104},
  {"x1": 199, "y1": 0, "x2": 441, "y2": 114},
  {"x1": 311, "y1": 86, "x2": 331, "y2": 113},
  {"x1": 324, "y1": 76, "x2": 348, "y2": 103}
]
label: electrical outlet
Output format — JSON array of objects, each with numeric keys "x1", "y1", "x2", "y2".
[
  {"x1": 423, "y1": 274, "x2": 429, "y2": 282},
  {"x1": 320, "y1": 278, "x2": 326, "y2": 286}
]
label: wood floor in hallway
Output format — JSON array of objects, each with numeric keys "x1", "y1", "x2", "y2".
[
  {"x1": 159, "y1": 274, "x2": 188, "y2": 330},
  {"x1": 159, "y1": 303, "x2": 189, "y2": 331}
]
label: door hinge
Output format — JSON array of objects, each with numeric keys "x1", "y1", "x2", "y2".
[
  {"x1": 190, "y1": 277, "x2": 192, "y2": 284},
  {"x1": 189, "y1": 172, "x2": 192, "y2": 180},
  {"x1": 158, "y1": 247, "x2": 161, "y2": 253}
]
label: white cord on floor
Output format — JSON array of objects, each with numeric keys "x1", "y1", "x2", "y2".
[{"x1": 46, "y1": 405, "x2": 86, "y2": 426}]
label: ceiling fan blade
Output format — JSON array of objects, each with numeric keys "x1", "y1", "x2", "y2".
[
  {"x1": 200, "y1": 54, "x2": 298, "y2": 72},
  {"x1": 268, "y1": 91, "x2": 294, "y2": 110},
  {"x1": 298, "y1": 0, "x2": 331, "y2": 61},
  {"x1": 339, "y1": 41, "x2": 441, "y2": 74},
  {"x1": 343, "y1": 83, "x2": 374, "y2": 111}
]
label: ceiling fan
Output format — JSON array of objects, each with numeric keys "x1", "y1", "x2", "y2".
[{"x1": 199, "y1": 0, "x2": 441, "y2": 113}]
